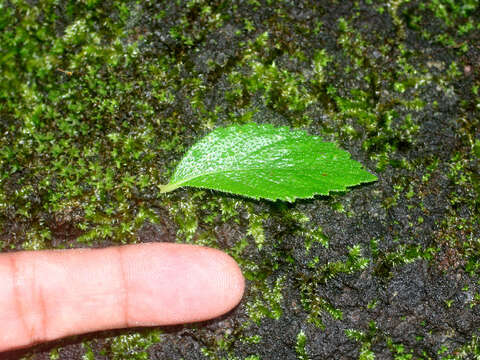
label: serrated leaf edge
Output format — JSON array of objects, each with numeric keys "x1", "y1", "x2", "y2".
[
  {"x1": 159, "y1": 123, "x2": 378, "y2": 201},
  {"x1": 160, "y1": 169, "x2": 377, "y2": 201}
]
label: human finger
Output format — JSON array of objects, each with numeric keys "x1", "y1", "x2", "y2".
[{"x1": 0, "y1": 243, "x2": 245, "y2": 352}]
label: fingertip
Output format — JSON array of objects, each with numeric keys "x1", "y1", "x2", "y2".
[
  {"x1": 206, "y1": 247, "x2": 245, "y2": 316},
  {"x1": 0, "y1": 243, "x2": 246, "y2": 353},
  {"x1": 162, "y1": 244, "x2": 245, "y2": 322},
  {"x1": 122, "y1": 243, "x2": 245, "y2": 325}
]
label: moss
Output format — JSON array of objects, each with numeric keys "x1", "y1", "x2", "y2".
[
  {"x1": 107, "y1": 330, "x2": 161, "y2": 360},
  {"x1": 295, "y1": 330, "x2": 309, "y2": 360},
  {"x1": 345, "y1": 322, "x2": 378, "y2": 360},
  {"x1": 387, "y1": 338, "x2": 415, "y2": 360},
  {"x1": 49, "y1": 348, "x2": 60, "y2": 360},
  {"x1": 303, "y1": 226, "x2": 329, "y2": 252},
  {"x1": 246, "y1": 207, "x2": 267, "y2": 250},
  {"x1": 246, "y1": 275, "x2": 285, "y2": 323},
  {"x1": 2, "y1": 0, "x2": 480, "y2": 358}
]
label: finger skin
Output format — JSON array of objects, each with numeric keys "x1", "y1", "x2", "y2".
[{"x1": 0, "y1": 243, "x2": 244, "y2": 352}]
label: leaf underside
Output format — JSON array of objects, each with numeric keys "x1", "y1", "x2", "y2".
[{"x1": 160, "y1": 123, "x2": 377, "y2": 201}]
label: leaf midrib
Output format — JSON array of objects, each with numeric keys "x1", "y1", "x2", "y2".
[
  {"x1": 168, "y1": 163, "x2": 364, "y2": 190},
  {"x1": 173, "y1": 129, "x2": 326, "y2": 191}
]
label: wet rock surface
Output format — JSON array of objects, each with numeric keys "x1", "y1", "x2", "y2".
[{"x1": 1, "y1": 0, "x2": 479, "y2": 359}]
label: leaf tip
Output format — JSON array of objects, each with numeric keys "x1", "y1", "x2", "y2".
[{"x1": 366, "y1": 171, "x2": 378, "y2": 183}]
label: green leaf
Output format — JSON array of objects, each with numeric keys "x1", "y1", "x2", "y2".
[{"x1": 159, "y1": 123, "x2": 377, "y2": 201}]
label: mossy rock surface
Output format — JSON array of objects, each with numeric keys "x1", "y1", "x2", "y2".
[{"x1": 1, "y1": 0, "x2": 479, "y2": 359}]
